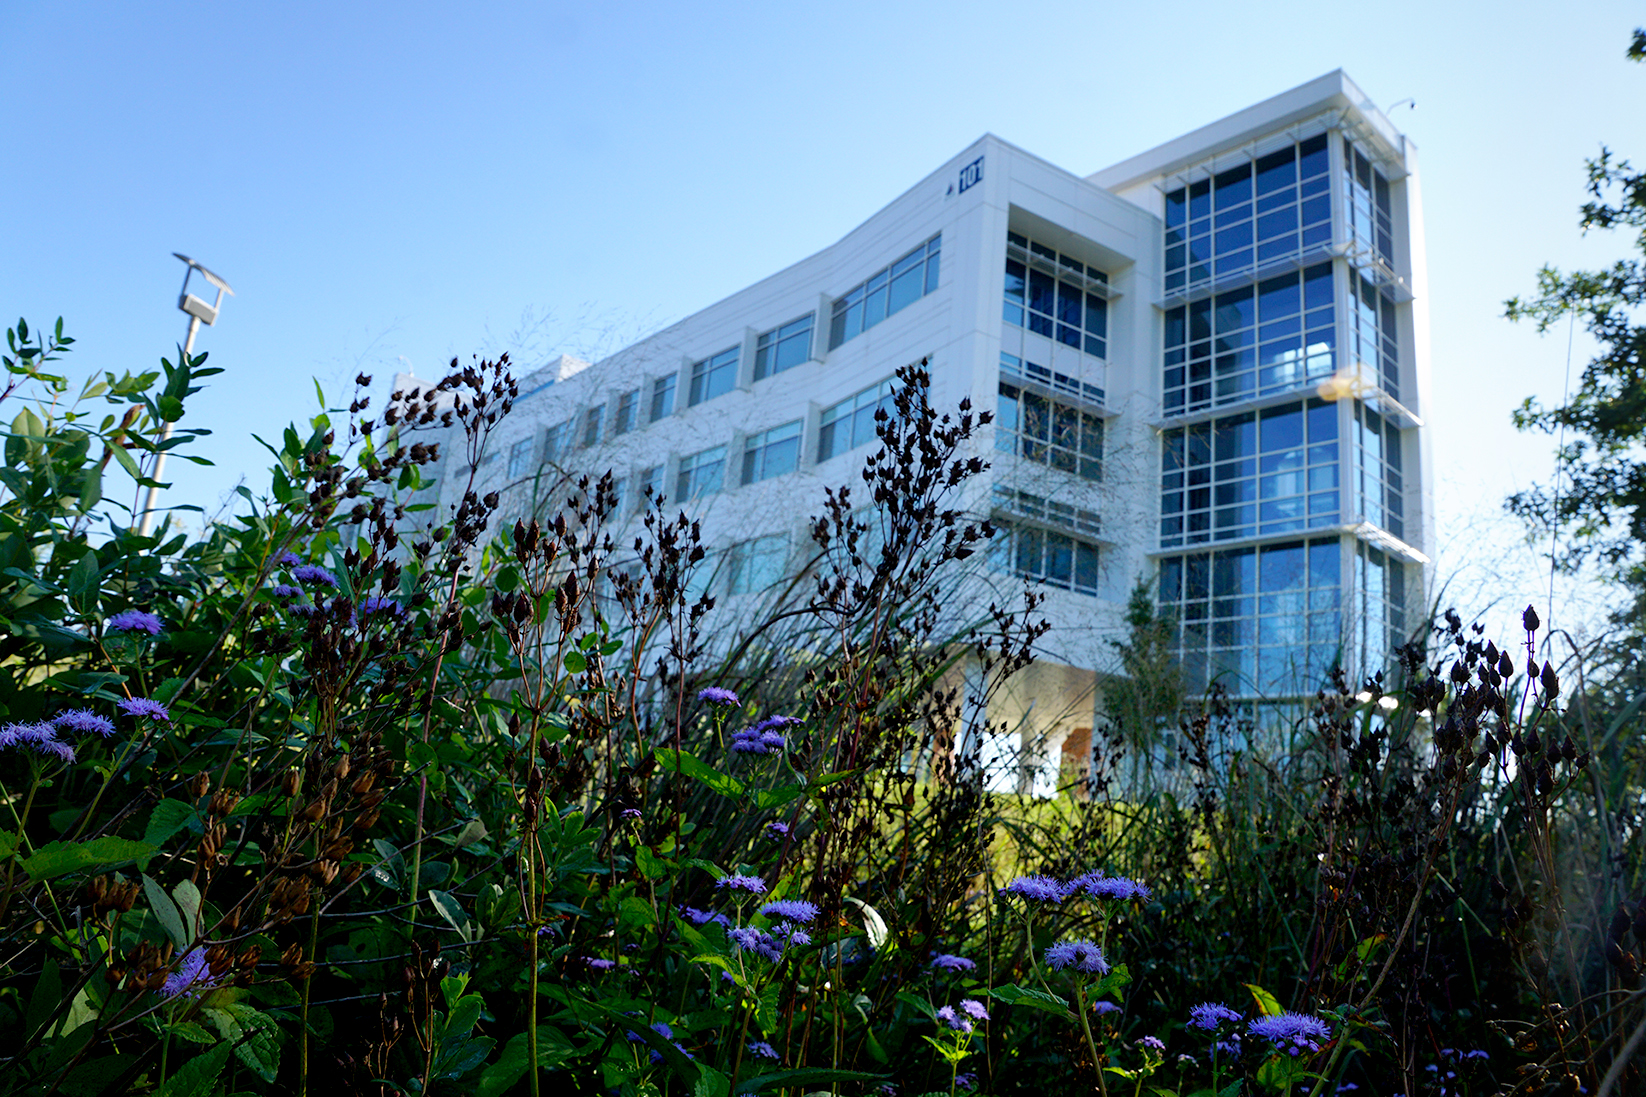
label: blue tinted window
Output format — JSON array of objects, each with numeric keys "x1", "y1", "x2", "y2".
[{"x1": 828, "y1": 236, "x2": 940, "y2": 350}]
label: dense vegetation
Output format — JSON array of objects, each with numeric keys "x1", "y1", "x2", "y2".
[{"x1": 3, "y1": 307, "x2": 1646, "y2": 1097}]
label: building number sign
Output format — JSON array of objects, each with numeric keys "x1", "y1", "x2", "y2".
[{"x1": 958, "y1": 156, "x2": 984, "y2": 194}]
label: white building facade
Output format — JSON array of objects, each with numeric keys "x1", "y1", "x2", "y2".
[{"x1": 408, "y1": 71, "x2": 1432, "y2": 782}]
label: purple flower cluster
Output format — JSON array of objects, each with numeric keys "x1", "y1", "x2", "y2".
[
  {"x1": 582, "y1": 957, "x2": 616, "y2": 971},
  {"x1": 277, "y1": 551, "x2": 304, "y2": 566},
  {"x1": 270, "y1": 584, "x2": 302, "y2": 600},
  {"x1": 107, "y1": 610, "x2": 163, "y2": 636},
  {"x1": 999, "y1": 871, "x2": 1152, "y2": 905},
  {"x1": 758, "y1": 899, "x2": 818, "y2": 924},
  {"x1": 953, "y1": 1073, "x2": 977, "y2": 1091},
  {"x1": 679, "y1": 906, "x2": 731, "y2": 928},
  {"x1": 729, "y1": 923, "x2": 811, "y2": 962},
  {"x1": 748, "y1": 1040, "x2": 779, "y2": 1060},
  {"x1": 360, "y1": 595, "x2": 405, "y2": 618},
  {"x1": 730, "y1": 727, "x2": 785, "y2": 755},
  {"x1": 0, "y1": 722, "x2": 75, "y2": 763},
  {"x1": 1140, "y1": 1035, "x2": 1166, "y2": 1052},
  {"x1": 716, "y1": 873, "x2": 767, "y2": 896},
  {"x1": 936, "y1": 999, "x2": 989, "y2": 1032},
  {"x1": 999, "y1": 874, "x2": 1066, "y2": 903},
  {"x1": 1247, "y1": 1012, "x2": 1332, "y2": 1057},
  {"x1": 765, "y1": 820, "x2": 790, "y2": 838},
  {"x1": 53, "y1": 709, "x2": 115, "y2": 738},
  {"x1": 1188, "y1": 1001, "x2": 1243, "y2": 1031},
  {"x1": 118, "y1": 697, "x2": 171, "y2": 722},
  {"x1": 697, "y1": 686, "x2": 740, "y2": 707},
  {"x1": 1044, "y1": 939, "x2": 1109, "y2": 975},
  {"x1": 291, "y1": 564, "x2": 339, "y2": 589},
  {"x1": 626, "y1": 1021, "x2": 693, "y2": 1064},
  {"x1": 930, "y1": 953, "x2": 976, "y2": 972},
  {"x1": 161, "y1": 947, "x2": 219, "y2": 999},
  {"x1": 1092, "y1": 1000, "x2": 1122, "y2": 1016}
]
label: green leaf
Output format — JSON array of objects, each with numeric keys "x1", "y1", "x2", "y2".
[
  {"x1": 987, "y1": 983, "x2": 1075, "y2": 1021},
  {"x1": 22, "y1": 838, "x2": 160, "y2": 881},
  {"x1": 172, "y1": 878, "x2": 202, "y2": 938},
  {"x1": 143, "y1": 873, "x2": 190, "y2": 950},
  {"x1": 154, "y1": 1041, "x2": 231, "y2": 1097},
  {"x1": 655, "y1": 747, "x2": 744, "y2": 799},
  {"x1": 145, "y1": 799, "x2": 199, "y2": 846},
  {"x1": 733, "y1": 1068, "x2": 888, "y2": 1094},
  {"x1": 429, "y1": 889, "x2": 473, "y2": 941},
  {"x1": 477, "y1": 1027, "x2": 577, "y2": 1097},
  {"x1": 452, "y1": 818, "x2": 488, "y2": 851},
  {"x1": 166, "y1": 1021, "x2": 216, "y2": 1044},
  {"x1": 446, "y1": 994, "x2": 485, "y2": 1038},
  {"x1": 25, "y1": 959, "x2": 62, "y2": 1039},
  {"x1": 563, "y1": 650, "x2": 587, "y2": 673},
  {"x1": 204, "y1": 1002, "x2": 282, "y2": 1083},
  {"x1": 636, "y1": 845, "x2": 671, "y2": 880},
  {"x1": 66, "y1": 552, "x2": 98, "y2": 600},
  {"x1": 1244, "y1": 983, "x2": 1283, "y2": 1017}
]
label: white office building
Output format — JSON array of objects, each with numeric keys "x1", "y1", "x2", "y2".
[{"x1": 405, "y1": 70, "x2": 1431, "y2": 789}]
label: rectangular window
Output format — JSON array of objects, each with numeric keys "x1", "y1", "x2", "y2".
[
  {"x1": 582, "y1": 405, "x2": 605, "y2": 447},
  {"x1": 1158, "y1": 536, "x2": 1340, "y2": 696},
  {"x1": 676, "y1": 446, "x2": 726, "y2": 501},
  {"x1": 742, "y1": 420, "x2": 802, "y2": 485},
  {"x1": 649, "y1": 375, "x2": 677, "y2": 422},
  {"x1": 1162, "y1": 263, "x2": 1335, "y2": 415},
  {"x1": 997, "y1": 381, "x2": 1103, "y2": 481},
  {"x1": 506, "y1": 438, "x2": 532, "y2": 479},
  {"x1": 993, "y1": 486, "x2": 1100, "y2": 537},
  {"x1": 637, "y1": 464, "x2": 663, "y2": 509},
  {"x1": 1160, "y1": 398, "x2": 1339, "y2": 547},
  {"x1": 999, "y1": 352, "x2": 1104, "y2": 405},
  {"x1": 818, "y1": 377, "x2": 897, "y2": 462},
  {"x1": 1348, "y1": 270, "x2": 1400, "y2": 400},
  {"x1": 542, "y1": 420, "x2": 571, "y2": 464},
  {"x1": 1355, "y1": 542, "x2": 1407, "y2": 678},
  {"x1": 1004, "y1": 232, "x2": 1109, "y2": 358},
  {"x1": 987, "y1": 519, "x2": 1100, "y2": 596},
  {"x1": 726, "y1": 534, "x2": 788, "y2": 595},
  {"x1": 606, "y1": 475, "x2": 627, "y2": 517},
  {"x1": 1162, "y1": 133, "x2": 1331, "y2": 293},
  {"x1": 689, "y1": 346, "x2": 739, "y2": 406},
  {"x1": 1353, "y1": 401, "x2": 1405, "y2": 540},
  {"x1": 828, "y1": 235, "x2": 941, "y2": 350},
  {"x1": 754, "y1": 314, "x2": 814, "y2": 380},
  {"x1": 613, "y1": 389, "x2": 638, "y2": 435}
]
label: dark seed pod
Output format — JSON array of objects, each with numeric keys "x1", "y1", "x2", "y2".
[
  {"x1": 1541, "y1": 662, "x2": 1561, "y2": 699},
  {"x1": 1523, "y1": 605, "x2": 1541, "y2": 632},
  {"x1": 1499, "y1": 652, "x2": 1516, "y2": 679},
  {"x1": 1611, "y1": 905, "x2": 1632, "y2": 944}
]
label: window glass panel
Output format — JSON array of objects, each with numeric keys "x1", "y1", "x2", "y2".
[
  {"x1": 689, "y1": 346, "x2": 739, "y2": 406},
  {"x1": 650, "y1": 375, "x2": 676, "y2": 421},
  {"x1": 828, "y1": 236, "x2": 940, "y2": 350}
]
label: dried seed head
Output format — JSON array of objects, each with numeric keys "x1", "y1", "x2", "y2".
[
  {"x1": 1523, "y1": 605, "x2": 1541, "y2": 633},
  {"x1": 282, "y1": 768, "x2": 303, "y2": 798}
]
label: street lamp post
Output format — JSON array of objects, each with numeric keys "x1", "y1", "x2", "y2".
[{"x1": 138, "y1": 253, "x2": 234, "y2": 536}]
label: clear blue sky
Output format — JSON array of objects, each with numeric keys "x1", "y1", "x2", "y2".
[{"x1": 5, "y1": 0, "x2": 1641, "y2": 642}]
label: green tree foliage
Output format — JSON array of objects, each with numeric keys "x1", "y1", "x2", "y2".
[
  {"x1": 1103, "y1": 578, "x2": 1183, "y2": 758},
  {"x1": 1505, "y1": 29, "x2": 1646, "y2": 572}
]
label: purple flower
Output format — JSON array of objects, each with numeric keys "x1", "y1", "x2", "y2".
[
  {"x1": 1189, "y1": 1002, "x2": 1242, "y2": 1030},
  {"x1": 759, "y1": 899, "x2": 819, "y2": 924},
  {"x1": 931, "y1": 953, "x2": 976, "y2": 972},
  {"x1": 107, "y1": 610, "x2": 163, "y2": 636},
  {"x1": 729, "y1": 926, "x2": 785, "y2": 963},
  {"x1": 583, "y1": 957, "x2": 616, "y2": 971},
  {"x1": 292, "y1": 564, "x2": 338, "y2": 588},
  {"x1": 716, "y1": 874, "x2": 767, "y2": 895},
  {"x1": 1247, "y1": 1012, "x2": 1331, "y2": 1057},
  {"x1": 1000, "y1": 874, "x2": 1065, "y2": 903},
  {"x1": 0, "y1": 721, "x2": 52, "y2": 750},
  {"x1": 1463, "y1": 1050, "x2": 1489, "y2": 1061},
  {"x1": 753, "y1": 714, "x2": 801, "y2": 734},
  {"x1": 277, "y1": 551, "x2": 303, "y2": 566},
  {"x1": 1044, "y1": 939, "x2": 1109, "y2": 974},
  {"x1": 959, "y1": 999, "x2": 989, "y2": 1021},
  {"x1": 619, "y1": 807, "x2": 641, "y2": 820},
  {"x1": 287, "y1": 602, "x2": 318, "y2": 618},
  {"x1": 1140, "y1": 1035, "x2": 1165, "y2": 1052},
  {"x1": 360, "y1": 595, "x2": 404, "y2": 618},
  {"x1": 954, "y1": 1073, "x2": 977, "y2": 1092},
  {"x1": 270, "y1": 584, "x2": 302, "y2": 600},
  {"x1": 1064, "y1": 872, "x2": 1152, "y2": 903},
  {"x1": 117, "y1": 697, "x2": 171, "y2": 722},
  {"x1": 35, "y1": 738, "x2": 76, "y2": 763},
  {"x1": 1214, "y1": 1037, "x2": 1243, "y2": 1058},
  {"x1": 748, "y1": 1040, "x2": 778, "y2": 1060},
  {"x1": 936, "y1": 1004, "x2": 972, "y2": 1033},
  {"x1": 161, "y1": 947, "x2": 217, "y2": 998},
  {"x1": 765, "y1": 821, "x2": 791, "y2": 838},
  {"x1": 730, "y1": 727, "x2": 782, "y2": 755},
  {"x1": 697, "y1": 686, "x2": 740, "y2": 707},
  {"x1": 53, "y1": 709, "x2": 116, "y2": 738},
  {"x1": 679, "y1": 906, "x2": 731, "y2": 928},
  {"x1": 1093, "y1": 1000, "x2": 1122, "y2": 1016}
]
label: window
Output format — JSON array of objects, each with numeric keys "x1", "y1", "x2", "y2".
[
  {"x1": 1354, "y1": 542, "x2": 1407, "y2": 676},
  {"x1": 999, "y1": 351, "x2": 1104, "y2": 405},
  {"x1": 993, "y1": 486, "x2": 1099, "y2": 537},
  {"x1": 582, "y1": 405, "x2": 605, "y2": 447},
  {"x1": 542, "y1": 419, "x2": 571, "y2": 464},
  {"x1": 754, "y1": 314, "x2": 814, "y2": 380},
  {"x1": 1348, "y1": 270, "x2": 1400, "y2": 399},
  {"x1": 1158, "y1": 537, "x2": 1341, "y2": 695},
  {"x1": 1161, "y1": 399, "x2": 1340, "y2": 547},
  {"x1": 989, "y1": 520, "x2": 1100, "y2": 596},
  {"x1": 689, "y1": 346, "x2": 739, "y2": 406},
  {"x1": 613, "y1": 388, "x2": 638, "y2": 435},
  {"x1": 607, "y1": 475, "x2": 627, "y2": 517},
  {"x1": 1343, "y1": 137, "x2": 1394, "y2": 269},
  {"x1": 742, "y1": 420, "x2": 802, "y2": 485},
  {"x1": 828, "y1": 235, "x2": 941, "y2": 350},
  {"x1": 1353, "y1": 402, "x2": 1404, "y2": 540},
  {"x1": 818, "y1": 377, "x2": 897, "y2": 462},
  {"x1": 676, "y1": 446, "x2": 726, "y2": 501},
  {"x1": 1003, "y1": 232, "x2": 1109, "y2": 357},
  {"x1": 1163, "y1": 263, "x2": 1335, "y2": 415},
  {"x1": 650, "y1": 375, "x2": 677, "y2": 422},
  {"x1": 637, "y1": 465, "x2": 663, "y2": 509},
  {"x1": 997, "y1": 383, "x2": 1103, "y2": 481},
  {"x1": 726, "y1": 534, "x2": 788, "y2": 594},
  {"x1": 506, "y1": 438, "x2": 533, "y2": 479},
  {"x1": 1163, "y1": 133, "x2": 1331, "y2": 293}
]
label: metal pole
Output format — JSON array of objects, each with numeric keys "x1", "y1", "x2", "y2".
[{"x1": 137, "y1": 315, "x2": 200, "y2": 537}]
